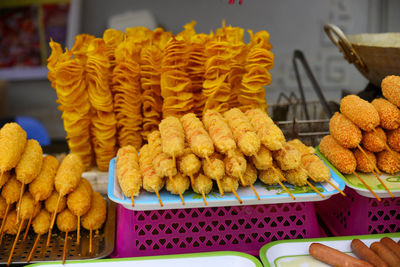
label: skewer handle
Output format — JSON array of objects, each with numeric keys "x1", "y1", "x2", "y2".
[
  {"x1": 89, "y1": 229, "x2": 93, "y2": 254},
  {"x1": 277, "y1": 180, "x2": 296, "y2": 200},
  {"x1": 77, "y1": 216, "x2": 81, "y2": 245},
  {"x1": 7, "y1": 220, "x2": 24, "y2": 266},
  {"x1": 305, "y1": 180, "x2": 325, "y2": 198},
  {"x1": 63, "y1": 231, "x2": 68, "y2": 265},
  {"x1": 27, "y1": 234, "x2": 40, "y2": 263},
  {"x1": 0, "y1": 203, "x2": 10, "y2": 237},
  {"x1": 371, "y1": 170, "x2": 394, "y2": 198},
  {"x1": 352, "y1": 171, "x2": 381, "y2": 202}
]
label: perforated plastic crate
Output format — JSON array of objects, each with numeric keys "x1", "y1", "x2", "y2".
[
  {"x1": 111, "y1": 202, "x2": 321, "y2": 258},
  {"x1": 315, "y1": 187, "x2": 400, "y2": 236}
]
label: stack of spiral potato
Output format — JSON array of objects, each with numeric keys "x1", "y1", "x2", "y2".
[
  {"x1": 116, "y1": 107, "x2": 335, "y2": 206},
  {"x1": 0, "y1": 123, "x2": 107, "y2": 265},
  {"x1": 48, "y1": 21, "x2": 274, "y2": 172}
]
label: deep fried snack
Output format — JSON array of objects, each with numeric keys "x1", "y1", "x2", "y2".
[
  {"x1": 0, "y1": 171, "x2": 10, "y2": 189},
  {"x1": 376, "y1": 150, "x2": 400, "y2": 174},
  {"x1": 45, "y1": 192, "x2": 67, "y2": 214},
  {"x1": 361, "y1": 127, "x2": 387, "y2": 152},
  {"x1": 18, "y1": 192, "x2": 40, "y2": 221},
  {"x1": 67, "y1": 178, "x2": 93, "y2": 216},
  {"x1": 56, "y1": 209, "x2": 77, "y2": 233},
  {"x1": 1, "y1": 176, "x2": 22, "y2": 205},
  {"x1": 29, "y1": 155, "x2": 59, "y2": 202},
  {"x1": 283, "y1": 167, "x2": 308, "y2": 186},
  {"x1": 329, "y1": 112, "x2": 362, "y2": 148},
  {"x1": 381, "y1": 75, "x2": 400, "y2": 107},
  {"x1": 165, "y1": 172, "x2": 190, "y2": 195},
  {"x1": 81, "y1": 191, "x2": 107, "y2": 231},
  {"x1": 0, "y1": 196, "x2": 7, "y2": 219},
  {"x1": 202, "y1": 153, "x2": 225, "y2": 181},
  {"x1": 259, "y1": 165, "x2": 284, "y2": 185},
  {"x1": 272, "y1": 143, "x2": 301, "y2": 171},
  {"x1": 32, "y1": 209, "x2": 51, "y2": 235},
  {"x1": 340, "y1": 95, "x2": 380, "y2": 132},
  {"x1": 243, "y1": 162, "x2": 258, "y2": 186},
  {"x1": 16, "y1": 139, "x2": 43, "y2": 185},
  {"x1": 387, "y1": 128, "x2": 400, "y2": 152},
  {"x1": 301, "y1": 154, "x2": 331, "y2": 182},
  {"x1": 372, "y1": 98, "x2": 400, "y2": 130},
  {"x1": 351, "y1": 239, "x2": 388, "y2": 267},
  {"x1": 224, "y1": 149, "x2": 247, "y2": 184},
  {"x1": 220, "y1": 176, "x2": 239, "y2": 192},
  {"x1": 287, "y1": 139, "x2": 315, "y2": 155},
  {"x1": 139, "y1": 144, "x2": 165, "y2": 193},
  {"x1": 4, "y1": 210, "x2": 27, "y2": 235},
  {"x1": 0, "y1": 123, "x2": 27, "y2": 172},
  {"x1": 55, "y1": 154, "x2": 84, "y2": 196},
  {"x1": 319, "y1": 135, "x2": 356, "y2": 174},
  {"x1": 178, "y1": 148, "x2": 202, "y2": 181},
  {"x1": 159, "y1": 116, "x2": 185, "y2": 159},
  {"x1": 251, "y1": 145, "x2": 272, "y2": 170},
  {"x1": 224, "y1": 108, "x2": 260, "y2": 156},
  {"x1": 354, "y1": 148, "x2": 376, "y2": 173},
  {"x1": 116, "y1": 145, "x2": 142, "y2": 197},
  {"x1": 192, "y1": 173, "x2": 213, "y2": 195}
]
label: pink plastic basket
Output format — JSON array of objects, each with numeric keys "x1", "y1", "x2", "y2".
[
  {"x1": 111, "y1": 202, "x2": 321, "y2": 258},
  {"x1": 316, "y1": 187, "x2": 400, "y2": 236}
]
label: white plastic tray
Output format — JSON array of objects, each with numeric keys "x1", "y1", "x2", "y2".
[
  {"x1": 107, "y1": 155, "x2": 346, "y2": 211},
  {"x1": 27, "y1": 251, "x2": 262, "y2": 267},
  {"x1": 260, "y1": 233, "x2": 400, "y2": 267}
]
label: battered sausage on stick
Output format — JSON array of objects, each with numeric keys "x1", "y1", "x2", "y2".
[
  {"x1": 381, "y1": 75, "x2": 400, "y2": 107},
  {"x1": 340, "y1": 94, "x2": 380, "y2": 132},
  {"x1": 351, "y1": 239, "x2": 388, "y2": 267},
  {"x1": 159, "y1": 116, "x2": 185, "y2": 166},
  {"x1": 15, "y1": 139, "x2": 43, "y2": 222},
  {"x1": 284, "y1": 167, "x2": 324, "y2": 198},
  {"x1": 165, "y1": 172, "x2": 190, "y2": 204},
  {"x1": 3, "y1": 209, "x2": 26, "y2": 235},
  {"x1": 178, "y1": 147, "x2": 201, "y2": 186},
  {"x1": 220, "y1": 176, "x2": 242, "y2": 204},
  {"x1": 377, "y1": 150, "x2": 400, "y2": 174},
  {"x1": 0, "y1": 171, "x2": 10, "y2": 189},
  {"x1": 180, "y1": 113, "x2": 214, "y2": 163},
  {"x1": 224, "y1": 108, "x2": 260, "y2": 156},
  {"x1": 139, "y1": 144, "x2": 164, "y2": 207},
  {"x1": 192, "y1": 173, "x2": 213, "y2": 205},
  {"x1": 370, "y1": 241, "x2": 400, "y2": 267},
  {"x1": 272, "y1": 144, "x2": 301, "y2": 171},
  {"x1": 362, "y1": 127, "x2": 387, "y2": 152},
  {"x1": 287, "y1": 139, "x2": 315, "y2": 155},
  {"x1": 259, "y1": 165, "x2": 295, "y2": 200},
  {"x1": 371, "y1": 98, "x2": 400, "y2": 130},
  {"x1": 309, "y1": 242, "x2": 373, "y2": 267},
  {"x1": 387, "y1": 128, "x2": 400, "y2": 152},
  {"x1": 224, "y1": 149, "x2": 247, "y2": 186},
  {"x1": 0, "y1": 123, "x2": 27, "y2": 173},
  {"x1": 116, "y1": 145, "x2": 142, "y2": 206},
  {"x1": 0, "y1": 176, "x2": 22, "y2": 238},
  {"x1": 329, "y1": 112, "x2": 362, "y2": 148},
  {"x1": 27, "y1": 210, "x2": 51, "y2": 263},
  {"x1": 82, "y1": 191, "x2": 107, "y2": 254},
  {"x1": 56, "y1": 209, "x2": 77, "y2": 265},
  {"x1": 0, "y1": 196, "x2": 6, "y2": 220},
  {"x1": 381, "y1": 237, "x2": 400, "y2": 258},
  {"x1": 251, "y1": 145, "x2": 272, "y2": 170},
  {"x1": 245, "y1": 108, "x2": 285, "y2": 151},
  {"x1": 202, "y1": 153, "x2": 225, "y2": 196},
  {"x1": 45, "y1": 191, "x2": 67, "y2": 215},
  {"x1": 242, "y1": 162, "x2": 260, "y2": 200},
  {"x1": 67, "y1": 178, "x2": 93, "y2": 245},
  {"x1": 202, "y1": 109, "x2": 236, "y2": 155}
]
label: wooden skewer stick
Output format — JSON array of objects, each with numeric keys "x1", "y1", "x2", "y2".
[
  {"x1": 371, "y1": 170, "x2": 394, "y2": 198},
  {"x1": 189, "y1": 173, "x2": 195, "y2": 187},
  {"x1": 23, "y1": 202, "x2": 37, "y2": 242},
  {"x1": 47, "y1": 194, "x2": 61, "y2": 247},
  {"x1": 305, "y1": 180, "x2": 325, "y2": 198},
  {"x1": 62, "y1": 231, "x2": 68, "y2": 265},
  {"x1": 216, "y1": 178, "x2": 224, "y2": 196},
  {"x1": 16, "y1": 184, "x2": 25, "y2": 223},
  {"x1": 302, "y1": 167, "x2": 346, "y2": 197},
  {"x1": 27, "y1": 234, "x2": 40, "y2": 263},
  {"x1": 357, "y1": 144, "x2": 381, "y2": 175},
  {"x1": 276, "y1": 180, "x2": 296, "y2": 200},
  {"x1": 7, "y1": 220, "x2": 24, "y2": 266},
  {"x1": 352, "y1": 171, "x2": 381, "y2": 201},
  {"x1": 155, "y1": 188, "x2": 163, "y2": 207},
  {"x1": 250, "y1": 183, "x2": 260, "y2": 200},
  {"x1": 229, "y1": 185, "x2": 242, "y2": 204},
  {"x1": 201, "y1": 190, "x2": 208, "y2": 206},
  {"x1": 271, "y1": 166, "x2": 287, "y2": 182},
  {"x1": 46, "y1": 228, "x2": 52, "y2": 247},
  {"x1": 0, "y1": 203, "x2": 10, "y2": 238},
  {"x1": 131, "y1": 195, "x2": 134, "y2": 207},
  {"x1": 77, "y1": 216, "x2": 81, "y2": 245},
  {"x1": 179, "y1": 192, "x2": 185, "y2": 205},
  {"x1": 238, "y1": 172, "x2": 247, "y2": 186},
  {"x1": 89, "y1": 229, "x2": 93, "y2": 254}
]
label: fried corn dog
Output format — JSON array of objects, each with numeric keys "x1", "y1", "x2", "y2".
[
  {"x1": 202, "y1": 153, "x2": 225, "y2": 195},
  {"x1": 377, "y1": 150, "x2": 400, "y2": 174},
  {"x1": 224, "y1": 149, "x2": 247, "y2": 186},
  {"x1": 329, "y1": 112, "x2": 362, "y2": 148},
  {"x1": 180, "y1": 113, "x2": 214, "y2": 159},
  {"x1": 0, "y1": 171, "x2": 10, "y2": 189},
  {"x1": 0, "y1": 123, "x2": 27, "y2": 173},
  {"x1": 116, "y1": 145, "x2": 142, "y2": 200},
  {"x1": 67, "y1": 178, "x2": 93, "y2": 245},
  {"x1": 55, "y1": 153, "x2": 84, "y2": 196},
  {"x1": 166, "y1": 172, "x2": 190, "y2": 197},
  {"x1": 178, "y1": 147, "x2": 201, "y2": 185},
  {"x1": 272, "y1": 143, "x2": 301, "y2": 171},
  {"x1": 139, "y1": 144, "x2": 165, "y2": 204},
  {"x1": 82, "y1": 191, "x2": 107, "y2": 254},
  {"x1": 0, "y1": 176, "x2": 22, "y2": 236},
  {"x1": 319, "y1": 135, "x2": 356, "y2": 174},
  {"x1": 29, "y1": 155, "x2": 59, "y2": 202},
  {"x1": 287, "y1": 139, "x2": 315, "y2": 155},
  {"x1": 381, "y1": 75, "x2": 400, "y2": 107},
  {"x1": 245, "y1": 108, "x2": 285, "y2": 151},
  {"x1": 0, "y1": 196, "x2": 6, "y2": 220},
  {"x1": 354, "y1": 148, "x2": 377, "y2": 173},
  {"x1": 45, "y1": 192, "x2": 67, "y2": 214},
  {"x1": 27, "y1": 209, "x2": 51, "y2": 263},
  {"x1": 301, "y1": 154, "x2": 331, "y2": 182},
  {"x1": 220, "y1": 176, "x2": 241, "y2": 203},
  {"x1": 192, "y1": 173, "x2": 213, "y2": 205},
  {"x1": 56, "y1": 208, "x2": 77, "y2": 264},
  {"x1": 371, "y1": 98, "x2": 400, "y2": 130},
  {"x1": 259, "y1": 166, "x2": 284, "y2": 185},
  {"x1": 202, "y1": 109, "x2": 236, "y2": 155},
  {"x1": 224, "y1": 108, "x2": 260, "y2": 156},
  {"x1": 243, "y1": 162, "x2": 258, "y2": 186},
  {"x1": 283, "y1": 168, "x2": 308, "y2": 186},
  {"x1": 4, "y1": 210, "x2": 26, "y2": 235},
  {"x1": 387, "y1": 128, "x2": 400, "y2": 152},
  {"x1": 251, "y1": 145, "x2": 272, "y2": 170},
  {"x1": 340, "y1": 95, "x2": 380, "y2": 132},
  {"x1": 159, "y1": 116, "x2": 185, "y2": 162},
  {"x1": 362, "y1": 127, "x2": 387, "y2": 152}
]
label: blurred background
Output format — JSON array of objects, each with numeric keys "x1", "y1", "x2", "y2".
[{"x1": 0, "y1": 0, "x2": 399, "y2": 141}]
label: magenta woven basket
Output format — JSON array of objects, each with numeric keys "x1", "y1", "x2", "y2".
[
  {"x1": 316, "y1": 187, "x2": 400, "y2": 236},
  {"x1": 111, "y1": 202, "x2": 321, "y2": 258}
]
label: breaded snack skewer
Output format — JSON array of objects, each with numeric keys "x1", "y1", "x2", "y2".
[
  {"x1": 15, "y1": 139, "x2": 43, "y2": 222},
  {"x1": 202, "y1": 110, "x2": 236, "y2": 155},
  {"x1": 251, "y1": 145, "x2": 272, "y2": 170},
  {"x1": 56, "y1": 209, "x2": 77, "y2": 265},
  {"x1": 202, "y1": 153, "x2": 225, "y2": 196},
  {"x1": 0, "y1": 196, "x2": 6, "y2": 221},
  {"x1": 224, "y1": 149, "x2": 247, "y2": 186},
  {"x1": 259, "y1": 165, "x2": 295, "y2": 200},
  {"x1": 272, "y1": 143, "x2": 301, "y2": 171},
  {"x1": 0, "y1": 171, "x2": 10, "y2": 190},
  {"x1": 381, "y1": 75, "x2": 400, "y2": 107},
  {"x1": 2, "y1": 209, "x2": 27, "y2": 241},
  {"x1": 287, "y1": 139, "x2": 315, "y2": 155},
  {"x1": 371, "y1": 127, "x2": 400, "y2": 162},
  {"x1": 159, "y1": 116, "x2": 185, "y2": 166},
  {"x1": 166, "y1": 172, "x2": 190, "y2": 205},
  {"x1": 362, "y1": 127, "x2": 386, "y2": 152},
  {"x1": 178, "y1": 147, "x2": 201, "y2": 186},
  {"x1": 245, "y1": 108, "x2": 285, "y2": 151},
  {"x1": 243, "y1": 162, "x2": 260, "y2": 200},
  {"x1": 0, "y1": 123, "x2": 27, "y2": 173},
  {"x1": 220, "y1": 176, "x2": 242, "y2": 204},
  {"x1": 192, "y1": 173, "x2": 213, "y2": 205},
  {"x1": 181, "y1": 113, "x2": 214, "y2": 164},
  {"x1": 387, "y1": 128, "x2": 400, "y2": 152},
  {"x1": 0, "y1": 176, "x2": 22, "y2": 238},
  {"x1": 139, "y1": 144, "x2": 164, "y2": 207},
  {"x1": 27, "y1": 209, "x2": 51, "y2": 263},
  {"x1": 82, "y1": 191, "x2": 107, "y2": 254},
  {"x1": 371, "y1": 98, "x2": 400, "y2": 130},
  {"x1": 224, "y1": 108, "x2": 261, "y2": 156},
  {"x1": 116, "y1": 145, "x2": 142, "y2": 207},
  {"x1": 377, "y1": 150, "x2": 400, "y2": 174},
  {"x1": 67, "y1": 178, "x2": 93, "y2": 245},
  {"x1": 284, "y1": 165, "x2": 325, "y2": 198}
]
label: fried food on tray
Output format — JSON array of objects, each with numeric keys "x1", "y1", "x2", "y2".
[
  {"x1": 329, "y1": 112, "x2": 362, "y2": 148},
  {"x1": 55, "y1": 153, "x2": 84, "y2": 196},
  {"x1": 81, "y1": 191, "x2": 107, "y2": 231},
  {"x1": 251, "y1": 145, "x2": 272, "y2": 170},
  {"x1": 224, "y1": 149, "x2": 247, "y2": 185},
  {"x1": 319, "y1": 135, "x2": 356, "y2": 174},
  {"x1": 56, "y1": 209, "x2": 77, "y2": 233},
  {"x1": 45, "y1": 192, "x2": 67, "y2": 214},
  {"x1": 0, "y1": 171, "x2": 10, "y2": 190},
  {"x1": 371, "y1": 98, "x2": 400, "y2": 130},
  {"x1": 220, "y1": 176, "x2": 239, "y2": 193},
  {"x1": 139, "y1": 144, "x2": 165, "y2": 193},
  {"x1": 29, "y1": 155, "x2": 59, "y2": 203},
  {"x1": 192, "y1": 173, "x2": 213, "y2": 195},
  {"x1": 301, "y1": 154, "x2": 331, "y2": 183},
  {"x1": 361, "y1": 127, "x2": 387, "y2": 153},
  {"x1": 376, "y1": 150, "x2": 400, "y2": 174},
  {"x1": 287, "y1": 139, "x2": 315, "y2": 155},
  {"x1": 67, "y1": 178, "x2": 93, "y2": 217},
  {"x1": 387, "y1": 128, "x2": 400, "y2": 152},
  {"x1": 166, "y1": 172, "x2": 190, "y2": 196},
  {"x1": 116, "y1": 145, "x2": 142, "y2": 198},
  {"x1": 32, "y1": 209, "x2": 51, "y2": 235},
  {"x1": 159, "y1": 116, "x2": 185, "y2": 159},
  {"x1": 354, "y1": 148, "x2": 377, "y2": 173},
  {"x1": 0, "y1": 123, "x2": 27, "y2": 173},
  {"x1": 283, "y1": 167, "x2": 308, "y2": 186},
  {"x1": 272, "y1": 143, "x2": 301, "y2": 171},
  {"x1": 381, "y1": 75, "x2": 400, "y2": 108},
  {"x1": 178, "y1": 147, "x2": 202, "y2": 179}
]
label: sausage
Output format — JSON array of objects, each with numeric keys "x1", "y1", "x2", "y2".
[
  {"x1": 319, "y1": 135, "x2": 356, "y2": 174},
  {"x1": 15, "y1": 139, "x2": 43, "y2": 184},
  {"x1": 362, "y1": 127, "x2": 387, "y2": 153},
  {"x1": 309, "y1": 242, "x2": 373, "y2": 267},
  {"x1": 329, "y1": 112, "x2": 362, "y2": 148},
  {"x1": 381, "y1": 75, "x2": 400, "y2": 107},
  {"x1": 54, "y1": 153, "x2": 84, "y2": 196},
  {"x1": 0, "y1": 122, "x2": 27, "y2": 172},
  {"x1": 81, "y1": 191, "x2": 107, "y2": 231},
  {"x1": 351, "y1": 239, "x2": 388, "y2": 267},
  {"x1": 159, "y1": 116, "x2": 185, "y2": 159},
  {"x1": 29, "y1": 155, "x2": 59, "y2": 202},
  {"x1": 387, "y1": 128, "x2": 400, "y2": 152},
  {"x1": 381, "y1": 237, "x2": 400, "y2": 259},
  {"x1": 371, "y1": 98, "x2": 400, "y2": 130},
  {"x1": 370, "y1": 241, "x2": 400, "y2": 267},
  {"x1": 340, "y1": 94, "x2": 380, "y2": 132}
]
